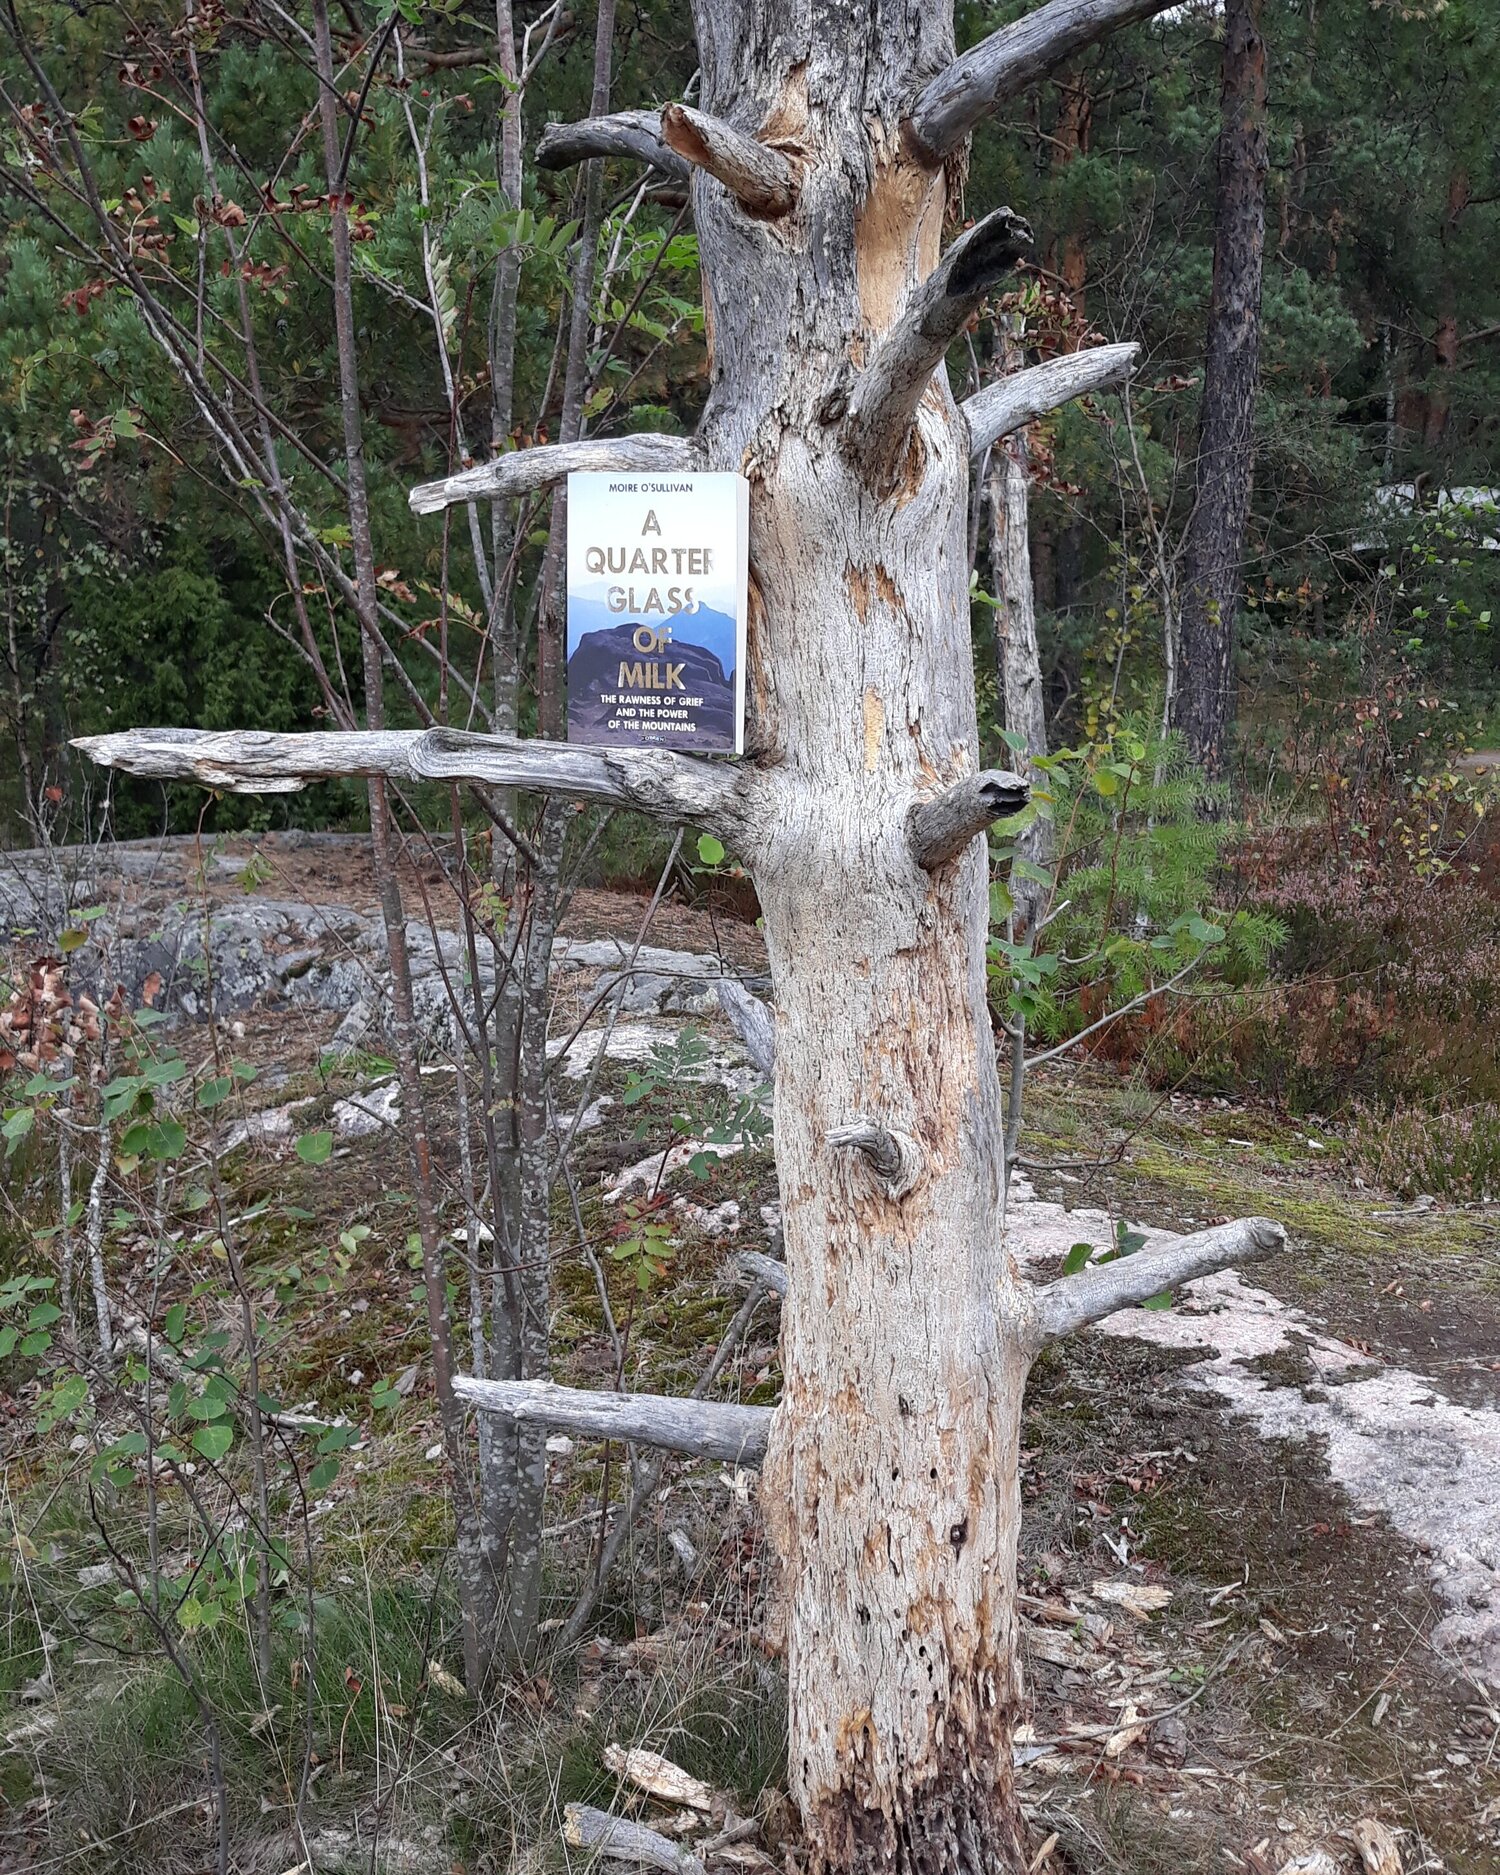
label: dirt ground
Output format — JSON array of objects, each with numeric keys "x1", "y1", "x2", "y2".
[{"x1": 2, "y1": 834, "x2": 1497, "y2": 1873}]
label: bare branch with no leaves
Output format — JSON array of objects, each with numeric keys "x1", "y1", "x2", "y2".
[
  {"x1": 659, "y1": 102, "x2": 796, "y2": 216},
  {"x1": 909, "y1": 768, "x2": 1029, "y2": 870},
  {"x1": 408, "y1": 431, "x2": 700, "y2": 516},
  {"x1": 844, "y1": 206, "x2": 1033, "y2": 476},
  {"x1": 1032, "y1": 1217, "x2": 1287, "y2": 1344},
  {"x1": 453, "y1": 1375, "x2": 771, "y2": 1466},
  {"x1": 963, "y1": 342, "x2": 1140, "y2": 457},
  {"x1": 907, "y1": 0, "x2": 1179, "y2": 164}
]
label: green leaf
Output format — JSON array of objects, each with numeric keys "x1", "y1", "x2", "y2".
[
  {"x1": 197, "y1": 1076, "x2": 232, "y2": 1109},
  {"x1": 307, "y1": 1456, "x2": 340, "y2": 1491},
  {"x1": 1060, "y1": 1242, "x2": 1095, "y2": 1276},
  {"x1": 164, "y1": 1303, "x2": 187, "y2": 1345},
  {"x1": 696, "y1": 833, "x2": 725, "y2": 867},
  {"x1": 1140, "y1": 1291, "x2": 1173, "y2": 1311},
  {"x1": 58, "y1": 927, "x2": 89, "y2": 953},
  {"x1": 192, "y1": 1422, "x2": 234, "y2": 1462},
  {"x1": 296, "y1": 1130, "x2": 333, "y2": 1166},
  {"x1": 2, "y1": 1109, "x2": 34, "y2": 1154},
  {"x1": 122, "y1": 1118, "x2": 186, "y2": 1161}
]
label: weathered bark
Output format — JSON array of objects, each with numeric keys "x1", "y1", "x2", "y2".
[
  {"x1": 962, "y1": 342, "x2": 1137, "y2": 457},
  {"x1": 661, "y1": 16, "x2": 1035, "y2": 1862},
  {"x1": 984, "y1": 325, "x2": 1051, "y2": 936},
  {"x1": 1171, "y1": 0, "x2": 1267, "y2": 781},
  {"x1": 660, "y1": 103, "x2": 797, "y2": 217},
  {"x1": 905, "y1": 0, "x2": 1176, "y2": 164},
  {"x1": 537, "y1": 108, "x2": 691, "y2": 182},
  {"x1": 70, "y1": 0, "x2": 1284, "y2": 1863},
  {"x1": 453, "y1": 1376, "x2": 771, "y2": 1465},
  {"x1": 72, "y1": 725, "x2": 750, "y2": 830}
]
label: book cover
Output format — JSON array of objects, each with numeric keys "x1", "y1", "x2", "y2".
[{"x1": 565, "y1": 469, "x2": 749, "y2": 755}]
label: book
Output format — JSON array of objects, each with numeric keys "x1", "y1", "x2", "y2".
[{"x1": 565, "y1": 468, "x2": 749, "y2": 755}]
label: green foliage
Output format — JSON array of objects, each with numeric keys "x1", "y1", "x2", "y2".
[{"x1": 987, "y1": 723, "x2": 1285, "y2": 1047}]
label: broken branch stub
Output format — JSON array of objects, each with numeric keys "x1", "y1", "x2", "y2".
[
  {"x1": 844, "y1": 206, "x2": 1033, "y2": 477},
  {"x1": 963, "y1": 342, "x2": 1140, "y2": 457},
  {"x1": 453, "y1": 1375, "x2": 771, "y2": 1466},
  {"x1": 906, "y1": 0, "x2": 1179, "y2": 164},
  {"x1": 1032, "y1": 1216, "x2": 1287, "y2": 1345},
  {"x1": 827, "y1": 1119, "x2": 924, "y2": 1200},
  {"x1": 659, "y1": 102, "x2": 796, "y2": 217},
  {"x1": 408, "y1": 431, "x2": 700, "y2": 515},
  {"x1": 909, "y1": 767, "x2": 1030, "y2": 870}
]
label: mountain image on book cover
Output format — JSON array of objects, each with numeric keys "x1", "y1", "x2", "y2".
[
  {"x1": 566, "y1": 612, "x2": 736, "y2": 747},
  {"x1": 565, "y1": 469, "x2": 749, "y2": 754}
]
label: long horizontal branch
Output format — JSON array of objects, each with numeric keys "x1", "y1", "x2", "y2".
[
  {"x1": 1032, "y1": 1217, "x2": 1286, "y2": 1344},
  {"x1": 452, "y1": 1376, "x2": 771, "y2": 1466},
  {"x1": 907, "y1": 0, "x2": 1180, "y2": 164},
  {"x1": 659, "y1": 102, "x2": 795, "y2": 216},
  {"x1": 844, "y1": 205, "x2": 1032, "y2": 476},
  {"x1": 537, "y1": 108, "x2": 691, "y2": 182},
  {"x1": 909, "y1": 767, "x2": 1030, "y2": 869},
  {"x1": 409, "y1": 431, "x2": 700, "y2": 516},
  {"x1": 71, "y1": 726, "x2": 425, "y2": 793},
  {"x1": 412, "y1": 727, "x2": 750, "y2": 830},
  {"x1": 72, "y1": 726, "x2": 752, "y2": 830},
  {"x1": 963, "y1": 342, "x2": 1140, "y2": 457}
]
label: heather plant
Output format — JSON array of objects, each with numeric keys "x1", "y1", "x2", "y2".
[{"x1": 1348, "y1": 1099, "x2": 1500, "y2": 1204}]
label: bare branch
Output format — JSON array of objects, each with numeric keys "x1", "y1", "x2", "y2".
[
  {"x1": 659, "y1": 102, "x2": 795, "y2": 217},
  {"x1": 734, "y1": 1249, "x2": 787, "y2": 1296},
  {"x1": 964, "y1": 342, "x2": 1140, "y2": 457},
  {"x1": 844, "y1": 207, "x2": 1033, "y2": 475},
  {"x1": 907, "y1": 0, "x2": 1179, "y2": 165},
  {"x1": 453, "y1": 1375, "x2": 771, "y2": 1466},
  {"x1": 71, "y1": 727, "x2": 424, "y2": 794},
  {"x1": 412, "y1": 727, "x2": 753, "y2": 831},
  {"x1": 1032, "y1": 1217, "x2": 1286, "y2": 1344},
  {"x1": 564, "y1": 1805, "x2": 706, "y2": 1875},
  {"x1": 537, "y1": 108, "x2": 691, "y2": 181},
  {"x1": 716, "y1": 977, "x2": 776, "y2": 1077},
  {"x1": 827, "y1": 1119, "x2": 924, "y2": 1200},
  {"x1": 409, "y1": 431, "x2": 700, "y2": 516},
  {"x1": 909, "y1": 767, "x2": 1029, "y2": 870},
  {"x1": 72, "y1": 725, "x2": 755, "y2": 830}
]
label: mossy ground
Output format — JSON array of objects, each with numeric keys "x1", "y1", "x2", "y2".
[{"x1": 1, "y1": 896, "x2": 1497, "y2": 1871}]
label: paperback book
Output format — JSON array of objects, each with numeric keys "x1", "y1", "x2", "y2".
[{"x1": 565, "y1": 468, "x2": 749, "y2": 754}]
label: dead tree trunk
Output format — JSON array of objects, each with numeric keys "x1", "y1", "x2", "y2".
[
  {"x1": 77, "y1": 1, "x2": 1285, "y2": 1866},
  {"x1": 986, "y1": 325, "x2": 1051, "y2": 936},
  {"x1": 1171, "y1": 0, "x2": 1268, "y2": 782}
]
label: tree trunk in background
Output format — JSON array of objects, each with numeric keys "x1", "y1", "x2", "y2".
[
  {"x1": 1171, "y1": 0, "x2": 1267, "y2": 781},
  {"x1": 1423, "y1": 166, "x2": 1468, "y2": 459},
  {"x1": 987, "y1": 331, "x2": 1050, "y2": 935}
]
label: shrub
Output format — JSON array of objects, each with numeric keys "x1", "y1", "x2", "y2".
[{"x1": 1348, "y1": 1099, "x2": 1500, "y2": 1203}]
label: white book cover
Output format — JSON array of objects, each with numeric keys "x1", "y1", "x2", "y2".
[{"x1": 565, "y1": 468, "x2": 749, "y2": 755}]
